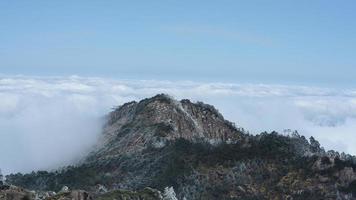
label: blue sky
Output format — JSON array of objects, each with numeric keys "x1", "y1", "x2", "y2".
[
  {"x1": 1, "y1": 1, "x2": 356, "y2": 172},
  {"x1": 0, "y1": 1, "x2": 355, "y2": 86}
]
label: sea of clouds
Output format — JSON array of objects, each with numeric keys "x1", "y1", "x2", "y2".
[{"x1": 1, "y1": 75, "x2": 356, "y2": 174}]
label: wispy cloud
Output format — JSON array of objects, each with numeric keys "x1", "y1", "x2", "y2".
[{"x1": 1, "y1": 75, "x2": 356, "y2": 174}]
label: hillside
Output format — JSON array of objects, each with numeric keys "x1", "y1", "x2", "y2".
[{"x1": 4, "y1": 94, "x2": 356, "y2": 200}]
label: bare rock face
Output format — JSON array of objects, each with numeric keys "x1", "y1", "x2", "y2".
[{"x1": 89, "y1": 94, "x2": 243, "y2": 161}]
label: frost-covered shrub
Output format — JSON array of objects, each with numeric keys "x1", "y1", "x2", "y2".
[{"x1": 163, "y1": 186, "x2": 178, "y2": 200}]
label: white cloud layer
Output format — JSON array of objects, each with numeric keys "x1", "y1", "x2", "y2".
[{"x1": 1, "y1": 75, "x2": 356, "y2": 174}]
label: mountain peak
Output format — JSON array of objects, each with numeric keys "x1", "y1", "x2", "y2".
[{"x1": 91, "y1": 94, "x2": 243, "y2": 160}]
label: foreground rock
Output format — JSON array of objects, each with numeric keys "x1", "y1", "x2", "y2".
[
  {"x1": 5, "y1": 94, "x2": 356, "y2": 199},
  {"x1": 0, "y1": 185, "x2": 167, "y2": 200},
  {"x1": 0, "y1": 185, "x2": 34, "y2": 200}
]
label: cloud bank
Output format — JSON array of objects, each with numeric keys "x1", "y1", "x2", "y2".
[{"x1": 1, "y1": 75, "x2": 356, "y2": 174}]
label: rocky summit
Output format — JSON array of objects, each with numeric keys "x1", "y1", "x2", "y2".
[
  {"x1": 3, "y1": 94, "x2": 356, "y2": 199},
  {"x1": 88, "y1": 94, "x2": 243, "y2": 160}
]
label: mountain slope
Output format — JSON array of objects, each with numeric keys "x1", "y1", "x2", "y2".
[{"x1": 5, "y1": 94, "x2": 356, "y2": 200}]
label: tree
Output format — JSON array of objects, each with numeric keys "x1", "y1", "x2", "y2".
[{"x1": 309, "y1": 136, "x2": 321, "y2": 153}]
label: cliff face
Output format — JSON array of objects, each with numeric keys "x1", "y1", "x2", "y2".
[{"x1": 5, "y1": 94, "x2": 356, "y2": 200}]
